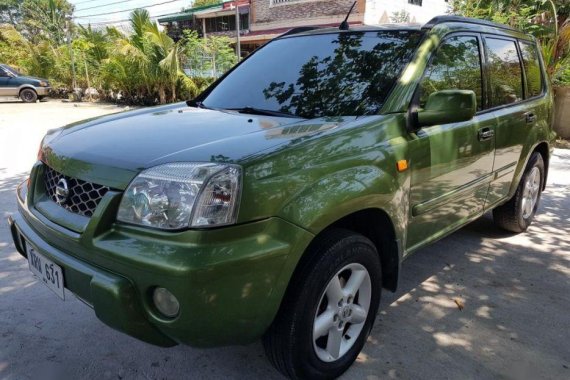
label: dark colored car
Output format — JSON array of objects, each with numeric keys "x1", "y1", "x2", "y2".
[
  {"x1": 8, "y1": 16, "x2": 554, "y2": 379},
  {"x1": 0, "y1": 64, "x2": 50, "y2": 102}
]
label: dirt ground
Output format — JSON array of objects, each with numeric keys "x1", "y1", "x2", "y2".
[{"x1": 0, "y1": 99, "x2": 569, "y2": 380}]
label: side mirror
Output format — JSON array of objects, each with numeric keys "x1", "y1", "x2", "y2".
[{"x1": 417, "y1": 90, "x2": 477, "y2": 127}]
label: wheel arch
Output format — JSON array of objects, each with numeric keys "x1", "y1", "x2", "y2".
[
  {"x1": 326, "y1": 208, "x2": 401, "y2": 292},
  {"x1": 18, "y1": 84, "x2": 37, "y2": 94},
  {"x1": 532, "y1": 141, "x2": 549, "y2": 191},
  {"x1": 287, "y1": 208, "x2": 402, "y2": 296},
  {"x1": 18, "y1": 84, "x2": 39, "y2": 98}
]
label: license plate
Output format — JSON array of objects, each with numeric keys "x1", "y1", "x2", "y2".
[{"x1": 26, "y1": 243, "x2": 65, "y2": 300}]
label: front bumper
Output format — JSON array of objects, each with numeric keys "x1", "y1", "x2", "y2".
[
  {"x1": 10, "y1": 176, "x2": 314, "y2": 347},
  {"x1": 35, "y1": 87, "x2": 50, "y2": 96}
]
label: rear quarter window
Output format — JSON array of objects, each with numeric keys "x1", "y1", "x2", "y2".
[{"x1": 519, "y1": 41, "x2": 543, "y2": 98}]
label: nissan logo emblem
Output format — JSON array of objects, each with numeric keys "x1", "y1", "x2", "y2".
[{"x1": 55, "y1": 178, "x2": 70, "y2": 204}]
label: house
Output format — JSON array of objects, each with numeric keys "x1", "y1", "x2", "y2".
[{"x1": 159, "y1": 0, "x2": 449, "y2": 57}]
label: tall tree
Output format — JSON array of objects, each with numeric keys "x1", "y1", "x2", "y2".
[{"x1": 20, "y1": 0, "x2": 74, "y2": 45}]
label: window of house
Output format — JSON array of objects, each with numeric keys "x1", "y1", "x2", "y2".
[
  {"x1": 419, "y1": 35, "x2": 483, "y2": 111},
  {"x1": 519, "y1": 41, "x2": 543, "y2": 98},
  {"x1": 485, "y1": 37, "x2": 523, "y2": 107},
  {"x1": 408, "y1": 0, "x2": 423, "y2": 6},
  {"x1": 204, "y1": 14, "x2": 249, "y2": 33}
]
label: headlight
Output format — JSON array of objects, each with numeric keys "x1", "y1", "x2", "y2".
[
  {"x1": 39, "y1": 81, "x2": 49, "y2": 87},
  {"x1": 117, "y1": 163, "x2": 241, "y2": 230}
]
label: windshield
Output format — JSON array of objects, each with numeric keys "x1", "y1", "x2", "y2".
[
  {"x1": 1, "y1": 65, "x2": 21, "y2": 76},
  {"x1": 202, "y1": 30, "x2": 423, "y2": 118}
]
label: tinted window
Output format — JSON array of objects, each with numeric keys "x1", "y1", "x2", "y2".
[
  {"x1": 0, "y1": 69, "x2": 7, "y2": 77},
  {"x1": 203, "y1": 31, "x2": 423, "y2": 118},
  {"x1": 486, "y1": 38, "x2": 523, "y2": 107},
  {"x1": 419, "y1": 36, "x2": 483, "y2": 110},
  {"x1": 519, "y1": 41, "x2": 543, "y2": 98}
]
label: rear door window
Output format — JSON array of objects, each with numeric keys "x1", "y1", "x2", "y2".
[
  {"x1": 485, "y1": 37, "x2": 523, "y2": 107},
  {"x1": 419, "y1": 35, "x2": 483, "y2": 111},
  {"x1": 519, "y1": 41, "x2": 543, "y2": 98}
]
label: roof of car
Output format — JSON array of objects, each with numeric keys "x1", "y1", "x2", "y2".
[{"x1": 279, "y1": 16, "x2": 526, "y2": 39}]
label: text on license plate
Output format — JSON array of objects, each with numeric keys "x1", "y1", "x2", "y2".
[{"x1": 27, "y1": 243, "x2": 65, "y2": 300}]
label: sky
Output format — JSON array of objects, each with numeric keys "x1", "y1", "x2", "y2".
[{"x1": 68, "y1": 0, "x2": 194, "y2": 27}]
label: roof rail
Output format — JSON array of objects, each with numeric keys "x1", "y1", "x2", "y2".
[
  {"x1": 279, "y1": 26, "x2": 322, "y2": 38},
  {"x1": 422, "y1": 15, "x2": 520, "y2": 33}
]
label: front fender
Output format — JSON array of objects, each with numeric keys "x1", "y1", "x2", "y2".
[
  {"x1": 278, "y1": 165, "x2": 406, "y2": 239},
  {"x1": 17, "y1": 84, "x2": 38, "y2": 92}
]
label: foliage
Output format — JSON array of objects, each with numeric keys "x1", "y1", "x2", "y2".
[
  {"x1": 390, "y1": 10, "x2": 410, "y2": 24},
  {"x1": 183, "y1": 30, "x2": 237, "y2": 76},
  {"x1": 0, "y1": 0, "x2": 22, "y2": 26},
  {"x1": 451, "y1": 0, "x2": 570, "y2": 85},
  {"x1": 0, "y1": 2, "x2": 237, "y2": 105},
  {"x1": 191, "y1": 0, "x2": 221, "y2": 8}
]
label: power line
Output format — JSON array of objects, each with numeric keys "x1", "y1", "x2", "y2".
[
  {"x1": 76, "y1": 9, "x2": 184, "y2": 26},
  {"x1": 73, "y1": 0, "x2": 185, "y2": 19},
  {"x1": 73, "y1": 0, "x2": 107, "y2": 5},
  {"x1": 76, "y1": 0, "x2": 137, "y2": 12}
]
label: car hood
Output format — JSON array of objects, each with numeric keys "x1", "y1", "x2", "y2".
[
  {"x1": 41, "y1": 102, "x2": 345, "y2": 189},
  {"x1": 19, "y1": 75, "x2": 47, "y2": 83}
]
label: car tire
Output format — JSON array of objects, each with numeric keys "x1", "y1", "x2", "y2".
[
  {"x1": 20, "y1": 88, "x2": 38, "y2": 103},
  {"x1": 493, "y1": 152, "x2": 544, "y2": 233},
  {"x1": 263, "y1": 229, "x2": 382, "y2": 379}
]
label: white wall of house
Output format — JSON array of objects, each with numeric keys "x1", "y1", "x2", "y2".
[{"x1": 364, "y1": 0, "x2": 450, "y2": 25}]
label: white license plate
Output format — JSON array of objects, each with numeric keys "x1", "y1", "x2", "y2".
[{"x1": 27, "y1": 243, "x2": 65, "y2": 300}]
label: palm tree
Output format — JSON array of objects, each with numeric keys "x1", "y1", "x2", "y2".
[{"x1": 113, "y1": 9, "x2": 183, "y2": 104}]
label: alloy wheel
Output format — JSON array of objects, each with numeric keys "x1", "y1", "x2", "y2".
[
  {"x1": 522, "y1": 166, "x2": 540, "y2": 219},
  {"x1": 312, "y1": 263, "x2": 372, "y2": 362}
]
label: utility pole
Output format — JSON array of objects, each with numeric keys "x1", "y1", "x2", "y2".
[
  {"x1": 234, "y1": 2, "x2": 241, "y2": 60},
  {"x1": 66, "y1": 18, "x2": 77, "y2": 90}
]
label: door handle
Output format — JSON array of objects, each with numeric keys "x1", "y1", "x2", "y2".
[
  {"x1": 478, "y1": 128, "x2": 494, "y2": 141},
  {"x1": 525, "y1": 112, "x2": 537, "y2": 124}
]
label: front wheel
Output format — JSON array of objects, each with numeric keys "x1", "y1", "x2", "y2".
[
  {"x1": 20, "y1": 88, "x2": 38, "y2": 103},
  {"x1": 493, "y1": 152, "x2": 544, "y2": 233},
  {"x1": 263, "y1": 229, "x2": 382, "y2": 379}
]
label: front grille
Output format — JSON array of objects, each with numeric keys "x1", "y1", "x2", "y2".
[{"x1": 44, "y1": 165, "x2": 110, "y2": 217}]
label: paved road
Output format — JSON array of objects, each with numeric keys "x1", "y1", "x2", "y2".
[{"x1": 1, "y1": 100, "x2": 569, "y2": 380}]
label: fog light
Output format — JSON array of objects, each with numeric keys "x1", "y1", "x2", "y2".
[{"x1": 152, "y1": 287, "x2": 180, "y2": 318}]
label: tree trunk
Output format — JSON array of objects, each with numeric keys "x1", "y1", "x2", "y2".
[
  {"x1": 554, "y1": 86, "x2": 570, "y2": 139},
  {"x1": 159, "y1": 86, "x2": 166, "y2": 105}
]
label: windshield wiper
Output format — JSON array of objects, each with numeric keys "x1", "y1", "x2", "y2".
[{"x1": 228, "y1": 106, "x2": 305, "y2": 119}]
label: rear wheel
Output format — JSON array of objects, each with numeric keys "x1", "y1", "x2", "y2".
[
  {"x1": 493, "y1": 152, "x2": 544, "y2": 233},
  {"x1": 263, "y1": 229, "x2": 382, "y2": 379},
  {"x1": 20, "y1": 88, "x2": 38, "y2": 103}
]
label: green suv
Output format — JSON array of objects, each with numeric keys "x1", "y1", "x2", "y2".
[
  {"x1": 0, "y1": 64, "x2": 50, "y2": 102},
  {"x1": 8, "y1": 16, "x2": 554, "y2": 379}
]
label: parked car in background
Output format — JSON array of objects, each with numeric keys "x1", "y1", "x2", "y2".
[
  {"x1": 0, "y1": 64, "x2": 50, "y2": 103},
  {"x1": 8, "y1": 16, "x2": 554, "y2": 379}
]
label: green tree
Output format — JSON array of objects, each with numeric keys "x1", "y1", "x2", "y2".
[
  {"x1": 100, "y1": 9, "x2": 193, "y2": 104},
  {"x1": 20, "y1": 0, "x2": 74, "y2": 45},
  {"x1": 452, "y1": 0, "x2": 570, "y2": 81},
  {"x1": 192, "y1": 0, "x2": 221, "y2": 8},
  {"x1": 183, "y1": 30, "x2": 237, "y2": 76}
]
